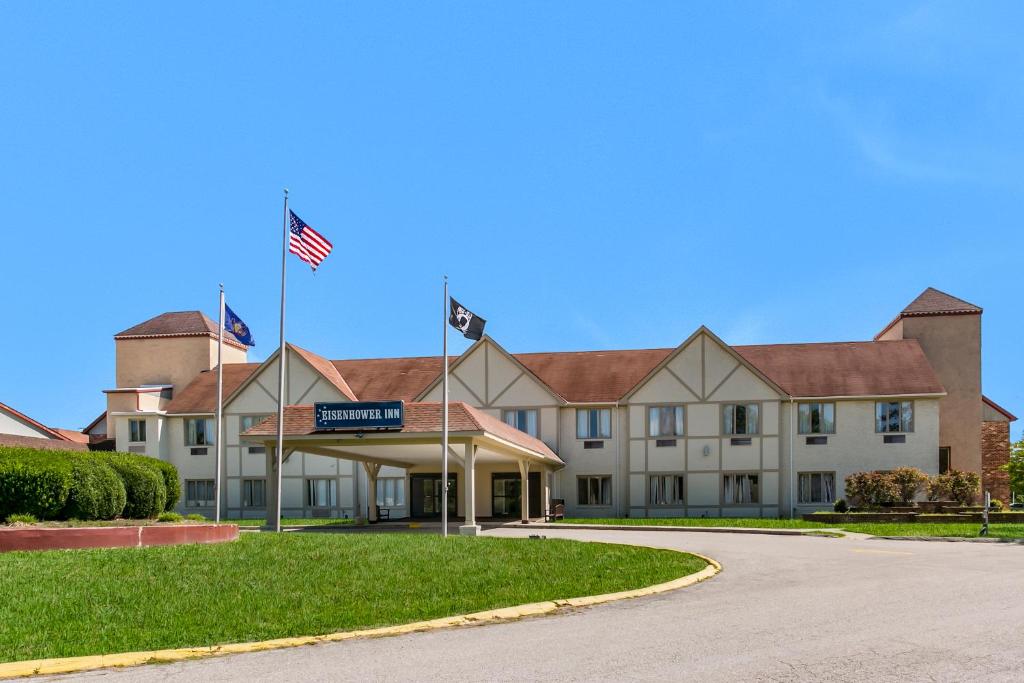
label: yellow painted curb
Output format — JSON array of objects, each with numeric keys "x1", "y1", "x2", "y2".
[{"x1": 0, "y1": 551, "x2": 720, "y2": 679}]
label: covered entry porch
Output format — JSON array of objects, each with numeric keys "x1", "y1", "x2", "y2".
[{"x1": 242, "y1": 402, "x2": 564, "y2": 535}]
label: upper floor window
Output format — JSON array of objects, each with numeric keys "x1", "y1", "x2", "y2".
[
  {"x1": 798, "y1": 402, "x2": 835, "y2": 434},
  {"x1": 240, "y1": 415, "x2": 271, "y2": 432},
  {"x1": 128, "y1": 418, "x2": 147, "y2": 443},
  {"x1": 876, "y1": 401, "x2": 914, "y2": 433},
  {"x1": 648, "y1": 406, "x2": 685, "y2": 437},
  {"x1": 502, "y1": 409, "x2": 538, "y2": 438},
  {"x1": 723, "y1": 403, "x2": 759, "y2": 435},
  {"x1": 185, "y1": 418, "x2": 215, "y2": 446},
  {"x1": 576, "y1": 408, "x2": 611, "y2": 439}
]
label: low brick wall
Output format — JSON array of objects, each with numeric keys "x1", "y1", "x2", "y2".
[{"x1": 0, "y1": 524, "x2": 239, "y2": 553}]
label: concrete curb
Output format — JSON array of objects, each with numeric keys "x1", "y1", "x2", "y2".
[
  {"x1": 872, "y1": 535, "x2": 1024, "y2": 545},
  {"x1": 0, "y1": 551, "x2": 720, "y2": 680},
  {"x1": 509, "y1": 522, "x2": 837, "y2": 537}
]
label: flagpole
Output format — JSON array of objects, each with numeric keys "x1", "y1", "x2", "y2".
[
  {"x1": 442, "y1": 275, "x2": 449, "y2": 538},
  {"x1": 215, "y1": 283, "x2": 224, "y2": 524},
  {"x1": 274, "y1": 189, "x2": 289, "y2": 533}
]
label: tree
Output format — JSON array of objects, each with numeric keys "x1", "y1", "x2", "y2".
[{"x1": 1004, "y1": 438, "x2": 1024, "y2": 503}]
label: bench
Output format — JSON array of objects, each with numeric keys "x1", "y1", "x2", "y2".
[
  {"x1": 375, "y1": 505, "x2": 390, "y2": 521},
  {"x1": 544, "y1": 499, "x2": 565, "y2": 522}
]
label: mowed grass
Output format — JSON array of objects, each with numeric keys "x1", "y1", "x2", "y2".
[
  {"x1": 840, "y1": 523, "x2": 1024, "y2": 539},
  {"x1": 228, "y1": 518, "x2": 355, "y2": 527},
  {"x1": 0, "y1": 533, "x2": 704, "y2": 663},
  {"x1": 560, "y1": 517, "x2": 829, "y2": 529}
]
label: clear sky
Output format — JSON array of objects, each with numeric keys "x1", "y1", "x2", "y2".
[{"x1": 1, "y1": 2, "x2": 1021, "y2": 437}]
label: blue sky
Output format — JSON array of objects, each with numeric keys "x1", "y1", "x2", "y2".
[{"x1": 1, "y1": 1, "x2": 1022, "y2": 437}]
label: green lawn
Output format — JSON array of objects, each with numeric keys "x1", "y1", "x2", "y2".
[
  {"x1": 227, "y1": 517, "x2": 356, "y2": 527},
  {"x1": 840, "y1": 522, "x2": 1024, "y2": 539},
  {"x1": 559, "y1": 517, "x2": 828, "y2": 529},
  {"x1": 0, "y1": 533, "x2": 704, "y2": 663}
]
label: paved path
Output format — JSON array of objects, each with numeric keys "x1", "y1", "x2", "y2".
[{"x1": 54, "y1": 528, "x2": 1024, "y2": 682}]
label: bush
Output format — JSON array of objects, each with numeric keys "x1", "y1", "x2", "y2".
[
  {"x1": 833, "y1": 498, "x2": 849, "y2": 513},
  {"x1": 927, "y1": 473, "x2": 953, "y2": 501},
  {"x1": 889, "y1": 467, "x2": 929, "y2": 504},
  {"x1": 63, "y1": 456, "x2": 127, "y2": 521},
  {"x1": 948, "y1": 470, "x2": 980, "y2": 506},
  {"x1": 101, "y1": 453, "x2": 166, "y2": 519},
  {"x1": 5, "y1": 513, "x2": 37, "y2": 524},
  {"x1": 990, "y1": 498, "x2": 1005, "y2": 511},
  {"x1": 147, "y1": 458, "x2": 180, "y2": 511},
  {"x1": 158, "y1": 511, "x2": 183, "y2": 523},
  {"x1": 844, "y1": 471, "x2": 899, "y2": 509},
  {"x1": 185, "y1": 513, "x2": 206, "y2": 521},
  {"x1": 0, "y1": 447, "x2": 73, "y2": 520}
]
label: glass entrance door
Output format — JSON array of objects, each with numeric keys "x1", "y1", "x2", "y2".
[
  {"x1": 410, "y1": 475, "x2": 457, "y2": 518},
  {"x1": 492, "y1": 475, "x2": 521, "y2": 517}
]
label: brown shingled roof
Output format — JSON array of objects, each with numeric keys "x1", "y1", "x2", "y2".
[
  {"x1": 243, "y1": 401, "x2": 561, "y2": 463},
  {"x1": 902, "y1": 287, "x2": 981, "y2": 316},
  {"x1": 734, "y1": 340, "x2": 945, "y2": 398},
  {"x1": 332, "y1": 356, "x2": 445, "y2": 401},
  {"x1": 165, "y1": 363, "x2": 260, "y2": 414},
  {"x1": 0, "y1": 433, "x2": 90, "y2": 451},
  {"x1": 291, "y1": 345, "x2": 358, "y2": 401},
  {"x1": 515, "y1": 348, "x2": 673, "y2": 403},
  {"x1": 115, "y1": 311, "x2": 247, "y2": 349},
  {"x1": 0, "y1": 401, "x2": 66, "y2": 440}
]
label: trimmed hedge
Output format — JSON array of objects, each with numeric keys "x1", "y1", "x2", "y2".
[
  {"x1": 0, "y1": 446, "x2": 179, "y2": 521},
  {"x1": 102, "y1": 453, "x2": 167, "y2": 519}
]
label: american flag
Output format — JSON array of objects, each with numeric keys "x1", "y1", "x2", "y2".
[{"x1": 288, "y1": 210, "x2": 333, "y2": 271}]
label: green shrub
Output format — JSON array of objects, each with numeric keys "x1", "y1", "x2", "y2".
[
  {"x1": 948, "y1": 470, "x2": 980, "y2": 506},
  {"x1": 63, "y1": 456, "x2": 126, "y2": 521},
  {"x1": 0, "y1": 447, "x2": 74, "y2": 520},
  {"x1": 158, "y1": 511, "x2": 184, "y2": 523},
  {"x1": 990, "y1": 498, "x2": 1005, "y2": 511},
  {"x1": 927, "y1": 473, "x2": 953, "y2": 501},
  {"x1": 889, "y1": 467, "x2": 929, "y2": 504},
  {"x1": 145, "y1": 458, "x2": 180, "y2": 511},
  {"x1": 5, "y1": 513, "x2": 37, "y2": 524},
  {"x1": 101, "y1": 454, "x2": 166, "y2": 518},
  {"x1": 833, "y1": 498, "x2": 849, "y2": 513},
  {"x1": 185, "y1": 513, "x2": 206, "y2": 521},
  {"x1": 844, "y1": 471, "x2": 898, "y2": 509}
]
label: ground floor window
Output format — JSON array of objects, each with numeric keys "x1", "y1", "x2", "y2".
[
  {"x1": 306, "y1": 478, "x2": 337, "y2": 508},
  {"x1": 376, "y1": 477, "x2": 406, "y2": 507},
  {"x1": 797, "y1": 472, "x2": 835, "y2": 504},
  {"x1": 723, "y1": 473, "x2": 759, "y2": 504},
  {"x1": 242, "y1": 478, "x2": 266, "y2": 508},
  {"x1": 185, "y1": 479, "x2": 215, "y2": 507},
  {"x1": 649, "y1": 474, "x2": 684, "y2": 506},
  {"x1": 577, "y1": 475, "x2": 612, "y2": 506}
]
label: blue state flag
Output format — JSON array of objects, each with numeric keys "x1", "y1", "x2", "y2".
[{"x1": 224, "y1": 304, "x2": 255, "y2": 346}]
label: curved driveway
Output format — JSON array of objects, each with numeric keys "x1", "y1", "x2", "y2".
[{"x1": 55, "y1": 528, "x2": 1024, "y2": 682}]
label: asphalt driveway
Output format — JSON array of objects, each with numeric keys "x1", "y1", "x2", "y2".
[{"x1": 51, "y1": 528, "x2": 1024, "y2": 682}]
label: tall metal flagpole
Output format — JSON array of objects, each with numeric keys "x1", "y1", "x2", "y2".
[
  {"x1": 215, "y1": 284, "x2": 225, "y2": 524},
  {"x1": 442, "y1": 275, "x2": 449, "y2": 538},
  {"x1": 274, "y1": 189, "x2": 289, "y2": 533}
]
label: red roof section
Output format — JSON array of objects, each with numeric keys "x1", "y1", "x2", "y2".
[
  {"x1": 332, "y1": 356, "x2": 444, "y2": 402},
  {"x1": 515, "y1": 348, "x2": 673, "y2": 403},
  {"x1": 734, "y1": 340, "x2": 945, "y2": 397},
  {"x1": 115, "y1": 311, "x2": 248, "y2": 350},
  {"x1": 983, "y1": 395, "x2": 1017, "y2": 422},
  {"x1": 291, "y1": 345, "x2": 357, "y2": 401},
  {"x1": 0, "y1": 401, "x2": 66, "y2": 440},
  {"x1": 902, "y1": 287, "x2": 981, "y2": 316},
  {"x1": 0, "y1": 433, "x2": 90, "y2": 451},
  {"x1": 165, "y1": 364, "x2": 260, "y2": 414}
]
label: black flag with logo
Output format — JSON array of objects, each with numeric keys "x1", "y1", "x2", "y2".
[{"x1": 449, "y1": 297, "x2": 486, "y2": 340}]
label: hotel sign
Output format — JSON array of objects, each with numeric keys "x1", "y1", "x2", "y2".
[{"x1": 314, "y1": 401, "x2": 404, "y2": 431}]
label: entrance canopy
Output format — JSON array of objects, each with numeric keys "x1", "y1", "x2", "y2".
[{"x1": 242, "y1": 401, "x2": 563, "y2": 533}]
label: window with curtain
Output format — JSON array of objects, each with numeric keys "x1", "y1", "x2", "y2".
[
  {"x1": 797, "y1": 472, "x2": 835, "y2": 504},
  {"x1": 240, "y1": 415, "x2": 271, "y2": 432},
  {"x1": 185, "y1": 479, "x2": 215, "y2": 507},
  {"x1": 648, "y1": 406, "x2": 685, "y2": 437},
  {"x1": 723, "y1": 474, "x2": 759, "y2": 504},
  {"x1": 375, "y1": 477, "x2": 406, "y2": 507},
  {"x1": 502, "y1": 409, "x2": 538, "y2": 438},
  {"x1": 242, "y1": 478, "x2": 266, "y2": 508},
  {"x1": 576, "y1": 409, "x2": 612, "y2": 439},
  {"x1": 577, "y1": 475, "x2": 612, "y2": 505},
  {"x1": 798, "y1": 403, "x2": 835, "y2": 434},
  {"x1": 649, "y1": 474, "x2": 685, "y2": 505},
  {"x1": 306, "y1": 478, "x2": 337, "y2": 507},
  {"x1": 875, "y1": 401, "x2": 914, "y2": 433},
  {"x1": 723, "y1": 404, "x2": 759, "y2": 435},
  {"x1": 128, "y1": 419, "x2": 147, "y2": 443},
  {"x1": 185, "y1": 418, "x2": 215, "y2": 446}
]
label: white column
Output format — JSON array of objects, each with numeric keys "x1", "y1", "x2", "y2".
[
  {"x1": 363, "y1": 462, "x2": 381, "y2": 523},
  {"x1": 518, "y1": 459, "x2": 531, "y2": 523},
  {"x1": 459, "y1": 443, "x2": 481, "y2": 536},
  {"x1": 543, "y1": 467, "x2": 552, "y2": 520}
]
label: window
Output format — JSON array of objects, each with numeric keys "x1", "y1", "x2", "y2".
[
  {"x1": 242, "y1": 479, "x2": 266, "y2": 508},
  {"x1": 875, "y1": 401, "x2": 914, "y2": 433},
  {"x1": 128, "y1": 419, "x2": 147, "y2": 443},
  {"x1": 723, "y1": 404, "x2": 759, "y2": 435},
  {"x1": 502, "y1": 409, "x2": 538, "y2": 438},
  {"x1": 648, "y1": 406, "x2": 684, "y2": 437},
  {"x1": 723, "y1": 474, "x2": 759, "y2": 504},
  {"x1": 577, "y1": 475, "x2": 612, "y2": 506},
  {"x1": 649, "y1": 475, "x2": 685, "y2": 506},
  {"x1": 576, "y1": 409, "x2": 612, "y2": 439},
  {"x1": 240, "y1": 415, "x2": 271, "y2": 432},
  {"x1": 939, "y1": 447, "x2": 951, "y2": 474},
  {"x1": 376, "y1": 477, "x2": 406, "y2": 507},
  {"x1": 185, "y1": 418, "x2": 215, "y2": 446},
  {"x1": 306, "y1": 478, "x2": 337, "y2": 508},
  {"x1": 798, "y1": 403, "x2": 835, "y2": 434},
  {"x1": 185, "y1": 479, "x2": 215, "y2": 507},
  {"x1": 798, "y1": 472, "x2": 835, "y2": 504}
]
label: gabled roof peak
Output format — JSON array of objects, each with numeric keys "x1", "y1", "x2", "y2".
[
  {"x1": 901, "y1": 287, "x2": 982, "y2": 316},
  {"x1": 115, "y1": 310, "x2": 247, "y2": 349}
]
